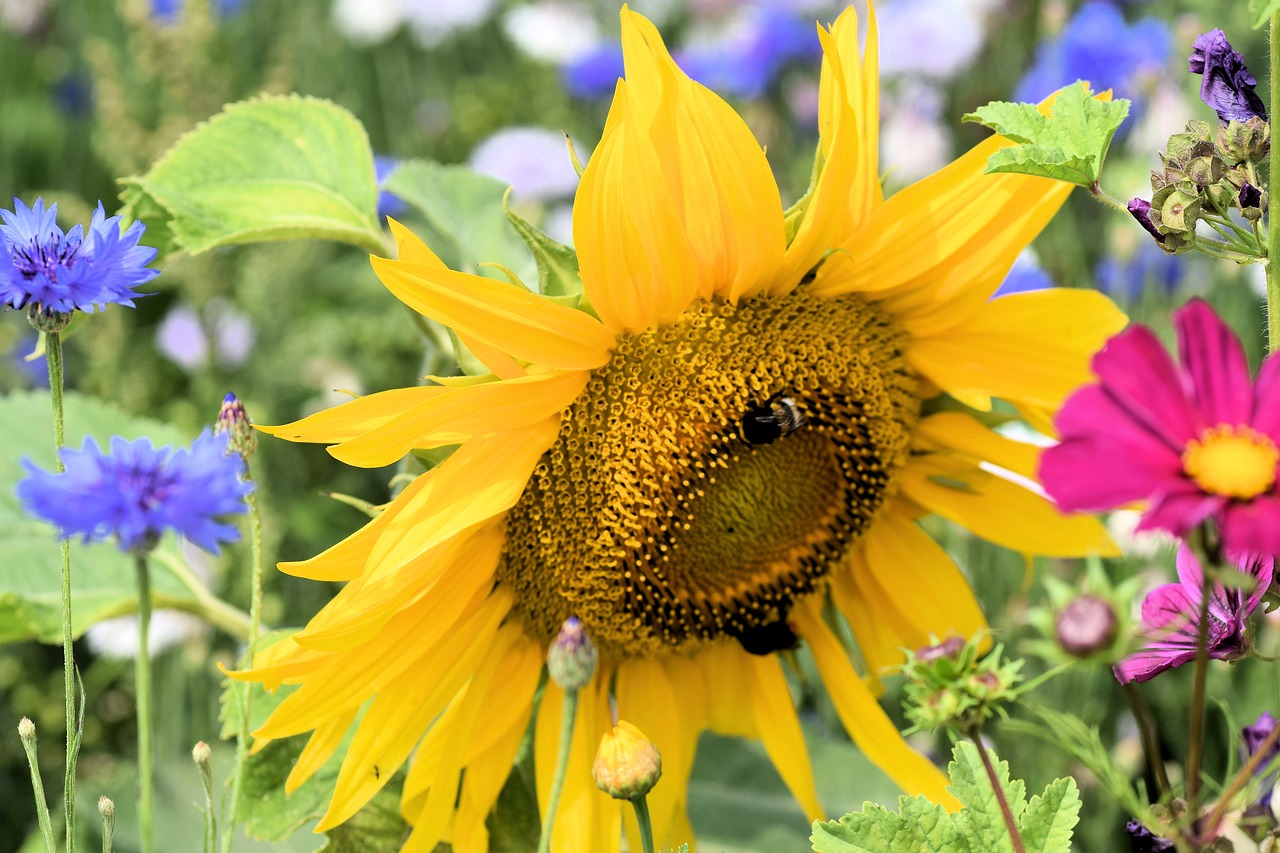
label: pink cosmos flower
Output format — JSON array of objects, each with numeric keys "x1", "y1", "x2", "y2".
[
  {"x1": 1114, "y1": 544, "x2": 1272, "y2": 684},
  {"x1": 1040, "y1": 298, "x2": 1280, "y2": 555}
]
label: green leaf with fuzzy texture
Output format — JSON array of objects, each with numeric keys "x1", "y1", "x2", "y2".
[
  {"x1": 811, "y1": 742, "x2": 1078, "y2": 853},
  {"x1": 962, "y1": 81, "x2": 1130, "y2": 186},
  {"x1": 120, "y1": 95, "x2": 384, "y2": 256}
]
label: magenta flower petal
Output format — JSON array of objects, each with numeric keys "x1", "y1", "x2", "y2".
[
  {"x1": 1220, "y1": 498, "x2": 1280, "y2": 556},
  {"x1": 1251, "y1": 355, "x2": 1280, "y2": 442},
  {"x1": 1136, "y1": 486, "x2": 1224, "y2": 539},
  {"x1": 1091, "y1": 325, "x2": 1200, "y2": 450},
  {"x1": 1175, "y1": 299, "x2": 1254, "y2": 425},
  {"x1": 1040, "y1": 436, "x2": 1177, "y2": 510},
  {"x1": 1114, "y1": 647, "x2": 1198, "y2": 684},
  {"x1": 1139, "y1": 581, "x2": 1199, "y2": 632}
]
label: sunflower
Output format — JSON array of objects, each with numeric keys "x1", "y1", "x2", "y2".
[{"x1": 235, "y1": 6, "x2": 1123, "y2": 850}]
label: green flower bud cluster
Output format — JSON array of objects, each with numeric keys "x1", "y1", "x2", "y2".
[
  {"x1": 901, "y1": 635, "x2": 1023, "y2": 736},
  {"x1": 1026, "y1": 559, "x2": 1140, "y2": 667},
  {"x1": 1136, "y1": 119, "x2": 1268, "y2": 255}
]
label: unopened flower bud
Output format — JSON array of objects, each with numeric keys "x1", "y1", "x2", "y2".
[
  {"x1": 592, "y1": 720, "x2": 662, "y2": 801},
  {"x1": 1240, "y1": 182, "x2": 1265, "y2": 222},
  {"x1": 1128, "y1": 198, "x2": 1164, "y2": 243},
  {"x1": 547, "y1": 616, "x2": 597, "y2": 691},
  {"x1": 215, "y1": 393, "x2": 257, "y2": 459},
  {"x1": 1056, "y1": 595, "x2": 1118, "y2": 657},
  {"x1": 1185, "y1": 154, "x2": 1226, "y2": 186},
  {"x1": 192, "y1": 740, "x2": 212, "y2": 768},
  {"x1": 17, "y1": 717, "x2": 35, "y2": 742},
  {"x1": 98, "y1": 796, "x2": 115, "y2": 819},
  {"x1": 916, "y1": 636, "x2": 965, "y2": 663},
  {"x1": 1218, "y1": 116, "x2": 1271, "y2": 162}
]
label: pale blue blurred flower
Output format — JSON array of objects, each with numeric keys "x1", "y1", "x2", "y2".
[
  {"x1": 877, "y1": 0, "x2": 989, "y2": 79},
  {"x1": 1095, "y1": 243, "x2": 1186, "y2": 299},
  {"x1": 994, "y1": 252, "x2": 1053, "y2": 297},
  {"x1": 469, "y1": 127, "x2": 581, "y2": 201}
]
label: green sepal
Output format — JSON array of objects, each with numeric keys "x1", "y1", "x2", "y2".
[
  {"x1": 119, "y1": 94, "x2": 385, "y2": 259},
  {"x1": 962, "y1": 81, "x2": 1131, "y2": 187},
  {"x1": 503, "y1": 189, "x2": 583, "y2": 301}
]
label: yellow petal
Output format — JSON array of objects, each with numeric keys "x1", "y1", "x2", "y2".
[
  {"x1": 329, "y1": 369, "x2": 587, "y2": 468},
  {"x1": 285, "y1": 705, "x2": 357, "y2": 794},
  {"x1": 315, "y1": 589, "x2": 512, "y2": 831},
  {"x1": 906, "y1": 289, "x2": 1127, "y2": 411},
  {"x1": 365, "y1": 419, "x2": 560, "y2": 583},
  {"x1": 700, "y1": 641, "x2": 756, "y2": 737},
  {"x1": 829, "y1": 562, "x2": 911, "y2": 681},
  {"x1": 779, "y1": 5, "x2": 881, "y2": 290},
  {"x1": 914, "y1": 412, "x2": 1041, "y2": 481},
  {"x1": 456, "y1": 331, "x2": 527, "y2": 380},
  {"x1": 276, "y1": 473, "x2": 431, "y2": 582},
  {"x1": 900, "y1": 455, "x2": 1119, "y2": 556},
  {"x1": 388, "y1": 217, "x2": 446, "y2": 267},
  {"x1": 857, "y1": 513, "x2": 988, "y2": 648},
  {"x1": 746, "y1": 652, "x2": 823, "y2": 821},
  {"x1": 372, "y1": 256, "x2": 615, "y2": 370},
  {"x1": 257, "y1": 386, "x2": 449, "y2": 445},
  {"x1": 793, "y1": 601, "x2": 958, "y2": 808}
]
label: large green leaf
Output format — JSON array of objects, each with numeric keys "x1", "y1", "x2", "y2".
[
  {"x1": 120, "y1": 95, "x2": 384, "y2": 255},
  {"x1": 383, "y1": 158, "x2": 534, "y2": 280},
  {"x1": 0, "y1": 391, "x2": 207, "y2": 644}
]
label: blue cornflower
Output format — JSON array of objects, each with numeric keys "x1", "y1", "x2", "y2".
[
  {"x1": 151, "y1": 0, "x2": 245, "y2": 24},
  {"x1": 374, "y1": 156, "x2": 408, "y2": 219},
  {"x1": 1095, "y1": 242, "x2": 1186, "y2": 299},
  {"x1": 1015, "y1": 2, "x2": 1170, "y2": 115},
  {"x1": 993, "y1": 253, "x2": 1054, "y2": 297},
  {"x1": 563, "y1": 42, "x2": 625, "y2": 100},
  {"x1": 676, "y1": 6, "x2": 819, "y2": 99},
  {"x1": 1, "y1": 198, "x2": 158, "y2": 315},
  {"x1": 17, "y1": 431, "x2": 252, "y2": 555}
]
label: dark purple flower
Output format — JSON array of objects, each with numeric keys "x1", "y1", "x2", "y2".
[
  {"x1": 1242, "y1": 711, "x2": 1280, "y2": 807},
  {"x1": 1240, "y1": 181, "x2": 1263, "y2": 210},
  {"x1": 1113, "y1": 545, "x2": 1273, "y2": 684},
  {"x1": 1127, "y1": 198, "x2": 1164, "y2": 242},
  {"x1": 1126, "y1": 820, "x2": 1175, "y2": 852},
  {"x1": 1189, "y1": 29, "x2": 1267, "y2": 123}
]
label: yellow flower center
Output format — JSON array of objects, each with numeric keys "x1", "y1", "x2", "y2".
[
  {"x1": 498, "y1": 290, "x2": 920, "y2": 659},
  {"x1": 1181, "y1": 424, "x2": 1279, "y2": 499}
]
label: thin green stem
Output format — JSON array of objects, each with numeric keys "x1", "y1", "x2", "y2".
[
  {"x1": 148, "y1": 550, "x2": 253, "y2": 641},
  {"x1": 970, "y1": 733, "x2": 1026, "y2": 853},
  {"x1": 1193, "y1": 237, "x2": 1259, "y2": 262},
  {"x1": 222, "y1": 477, "x2": 264, "y2": 853},
  {"x1": 19, "y1": 723, "x2": 56, "y2": 853},
  {"x1": 1088, "y1": 182, "x2": 1132, "y2": 214},
  {"x1": 537, "y1": 689, "x2": 579, "y2": 853},
  {"x1": 1183, "y1": 528, "x2": 1216, "y2": 844},
  {"x1": 134, "y1": 555, "x2": 154, "y2": 853},
  {"x1": 1269, "y1": 11, "x2": 1280, "y2": 351},
  {"x1": 47, "y1": 330, "x2": 77, "y2": 853},
  {"x1": 630, "y1": 796, "x2": 656, "y2": 853},
  {"x1": 1203, "y1": 216, "x2": 1256, "y2": 253},
  {"x1": 1201, "y1": 718, "x2": 1280, "y2": 839},
  {"x1": 1121, "y1": 683, "x2": 1171, "y2": 800}
]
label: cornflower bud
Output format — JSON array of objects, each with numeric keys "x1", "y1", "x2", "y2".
[
  {"x1": 215, "y1": 392, "x2": 257, "y2": 459},
  {"x1": 592, "y1": 720, "x2": 662, "y2": 801},
  {"x1": 98, "y1": 796, "x2": 115, "y2": 820},
  {"x1": 192, "y1": 740, "x2": 212, "y2": 768},
  {"x1": 547, "y1": 616, "x2": 597, "y2": 691},
  {"x1": 1055, "y1": 594, "x2": 1118, "y2": 657},
  {"x1": 17, "y1": 717, "x2": 35, "y2": 743}
]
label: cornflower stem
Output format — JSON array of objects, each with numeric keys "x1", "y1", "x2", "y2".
[
  {"x1": 537, "y1": 688, "x2": 579, "y2": 853},
  {"x1": 629, "y1": 796, "x2": 656, "y2": 853},
  {"x1": 196, "y1": 751, "x2": 216, "y2": 853},
  {"x1": 46, "y1": 330, "x2": 77, "y2": 853},
  {"x1": 1201, "y1": 717, "x2": 1280, "y2": 838},
  {"x1": 1121, "y1": 683, "x2": 1171, "y2": 799},
  {"x1": 100, "y1": 806, "x2": 114, "y2": 853},
  {"x1": 133, "y1": 554, "x2": 155, "y2": 853},
  {"x1": 19, "y1": 722, "x2": 56, "y2": 853},
  {"x1": 222, "y1": 477, "x2": 264, "y2": 853},
  {"x1": 969, "y1": 731, "x2": 1026, "y2": 853},
  {"x1": 1270, "y1": 11, "x2": 1280, "y2": 349}
]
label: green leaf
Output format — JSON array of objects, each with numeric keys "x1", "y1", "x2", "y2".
[
  {"x1": 120, "y1": 94, "x2": 384, "y2": 256},
  {"x1": 962, "y1": 81, "x2": 1131, "y2": 186},
  {"x1": 1251, "y1": 0, "x2": 1280, "y2": 27},
  {"x1": 811, "y1": 742, "x2": 1079, "y2": 853},
  {"x1": 384, "y1": 159, "x2": 534, "y2": 279},
  {"x1": 0, "y1": 391, "x2": 205, "y2": 644},
  {"x1": 312, "y1": 775, "x2": 409, "y2": 852},
  {"x1": 504, "y1": 193, "x2": 582, "y2": 300}
]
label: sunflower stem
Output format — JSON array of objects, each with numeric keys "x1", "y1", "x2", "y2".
[
  {"x1": 1269, "y1": 11, "x2": 1280, "y2": 351},
  {"x1": 46, "y1": 329, "x2": 78, "y2": 853},
  {"x1": 630, "y1": 795, "x2": 656, "y2": 853},
  {"x1": 221, "y1": 474, "x2": 263, "y2": 853},
  {"x1": 133, "y1": 554, "x2": 155, "y2": 853},
  {"x1": 969, "y1": 732, "x2": 1025, "y2": 853},
  {"x1": 537, "y1": 688, "x2": 579, "y2": 853}
]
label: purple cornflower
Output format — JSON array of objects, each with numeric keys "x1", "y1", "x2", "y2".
[
  {"x1": 1189, "y1": 29, "x2": 1267, "y2": 124},
  {"x1": 17, "y1": 432, "x2": 252, "y2": 555},
  {"x1": 1, "y1": 198, "x2": 158, "y2": 315},
  {"x1": 1242, "y1": 712, "x2": 1280, "y2": 807},
  {"x1": 1113, "y1": 544, "x2": 1273, "y2": 684}
]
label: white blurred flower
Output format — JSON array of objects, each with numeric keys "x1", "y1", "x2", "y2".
[
  {"x1": 877, "y1": 0, "x2": 987, "y2": 79},
  {"x1": 469, "y1": 127, "x2": 583, "y2": 201},
  {"x1": 402, "y1": 0, "x2": 498, "y2": 47},
  {"x1": 503, "y1": 2, "x2": 602, "y2": 65},
  {"x1": 879, "y1": 82, "x2": 951, "y2": 184},
  {"x1": 1105, "y1": 510, "x2": 1177, "y2": 561},
  {"x1": 332, "y1": 0, "x2": 402, "y2": 44}
]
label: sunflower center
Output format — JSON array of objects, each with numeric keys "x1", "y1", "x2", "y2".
[
  {"x1": 1182, "y1": 424, "x2": 1279, "y2": 499},
  {"x1": 498, "y1": 290, "x2": 920, "y2": 659}
]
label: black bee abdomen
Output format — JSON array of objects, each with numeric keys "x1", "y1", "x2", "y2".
[
  {"x1": 733, "y1": 619, "x2": 800, "y2": 655},
  {"x1": 741, "y1": 406, "x2": 785, "y2": 445}
]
